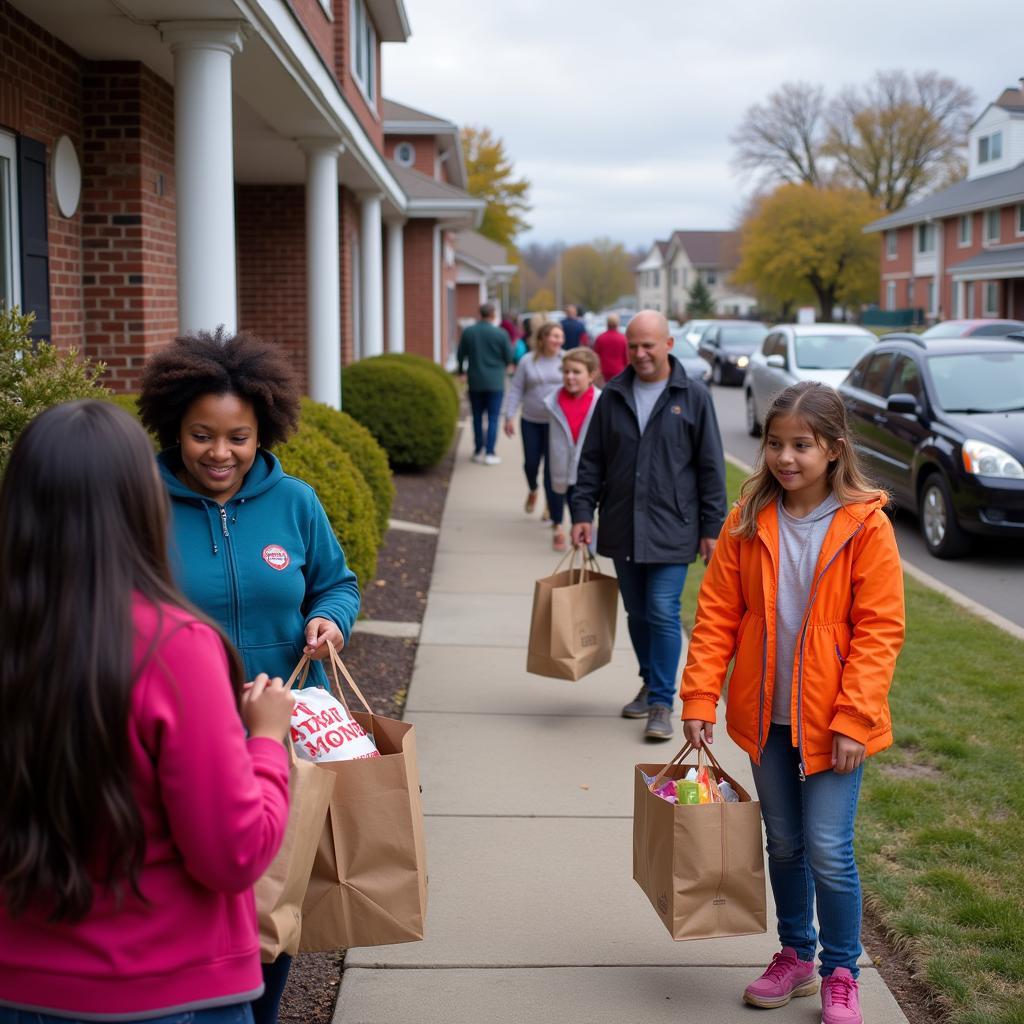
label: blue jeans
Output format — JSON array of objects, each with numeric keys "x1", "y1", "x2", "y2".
[
  {"x1": 0, "y1": 1004, "x2": 253, "y2": 1024},
  {"x1": 750, "y1": 724, "x2": 864, "y2": 977},
  {"x1": 251, "y1": 955, "x2": 291, "y2": 1024},
  {"x1": 613, "y1": 560, "x2": 688, "y2": 710},
  {"x1": 469, "y1": 389, "x2": 503, "y2": 455},
  {"x1": 520, "y1": 419, "x2": 563, "y2": 524}
]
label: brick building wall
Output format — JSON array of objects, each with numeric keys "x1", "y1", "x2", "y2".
[
  {"x1": 81, "y1": 62, "x2": 176, "y2": 388},
  {"x1": 0, "y1": 0, "x2": 84, "y2": 348},
  {"x1": 236, "y1": 184, "x2": 308, "y2": 384},
  {"x1": 340, "y1": 186, "x2": 358, "y2": 366},
  {"x1": 403, "y1": 219, "x2": 434, "y2": 360},
  {"x1": 332, "y1": 0, "x2": 383, "y2": 153},
  {"x1": 384, "y1": 134, "x2": 437, "y2": 177},
  {"x1": 456, "y1": 281, "x2": 480, "y2": 320},
  {"x1": 289, "y1": 0, "x2": 335, "y2": 67}
]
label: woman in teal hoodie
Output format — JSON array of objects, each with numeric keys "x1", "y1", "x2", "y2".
[{"x1": 138, "y1": 330, "x2": 361, "y2": 1024}]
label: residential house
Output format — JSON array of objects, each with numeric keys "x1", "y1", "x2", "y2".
[
  {"x1": 635, "y1": 230, "x2": 756, "y2": 318},
  {"x1": 452, "y1": 229, "x2": 516, "y2": 323},
  {"x1": 0, "y1": 0, "x2": 484, "y2": 407},
  {"x1": 866, "y1": 80, "x2": 1024, "y2": 322}
]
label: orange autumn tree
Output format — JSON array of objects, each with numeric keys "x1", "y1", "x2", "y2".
[{"x1": 735, "y1": 184, "x2": 880, "y2": 317}]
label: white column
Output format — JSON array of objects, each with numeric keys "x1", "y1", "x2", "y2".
[
  {"x1": 359, "y1": 192, "x2": 384, "y2": 358},
  {"x1": 301, "y1": 139, "x2": 343, "y2": 408},
  {"x1": 161, "y1": 22, "x2": 244, "y2": 335},
  {"x1": 385, "y1": 218, "x2": 405, "y2": 353}
]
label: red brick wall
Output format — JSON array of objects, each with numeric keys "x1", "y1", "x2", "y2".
[
  {"x1": 384, "y1": 134, "x2": 437, "y2": 178},
  {"x1": 288, "y1": 0, "x2": 334, "y2": 67},
  {"x1": 457, "y1": 281, "x2": 480, "y2": 319},
  {"x1": 332, "y1": 0, "x2": 383, "y2": 152},
  {"x1": 403, "y1": 219, "x2": 434, "y2": 360},
  {"x1": 80, "y1": 62, "x2": 176, "y2": 390},
  {"x1": 340, "y1": 186, "x2": 358, "y2": 365},
  {"x1": 0, "y1": 0, "x2": 84, "y2": 348},
  {"x1": 236, "y1": 184, "x2": 307, "y2": 384}
]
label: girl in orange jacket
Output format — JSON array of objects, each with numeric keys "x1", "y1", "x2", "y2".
[{"x1": 681, "y1": 381, "x2": 904, "y2": 1024}]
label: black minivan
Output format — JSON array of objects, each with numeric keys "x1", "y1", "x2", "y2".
[{"x1": 838, "y1": 333, "x2": 1024, "y2": 558}]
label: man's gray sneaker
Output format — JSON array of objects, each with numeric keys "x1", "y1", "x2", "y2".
[
  {"x1": 621, "y1": 685, "x2": 649, "y2": 719},
  {"x1": 644, "y1": 705, "x2": 674, "y2": 741}
]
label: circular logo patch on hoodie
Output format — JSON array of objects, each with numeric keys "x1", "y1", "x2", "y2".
[{"x1": 262, "y1": 544, "x2": 290, "y2": 571}]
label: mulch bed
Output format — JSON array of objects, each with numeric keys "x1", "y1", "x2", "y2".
[{"x1": 278, "y1": 429, "x2": 459, "y2": 1024}]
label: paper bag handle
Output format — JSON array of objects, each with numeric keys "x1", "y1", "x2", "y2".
[
  {"x1": 650, "y1": 738, "x2": 728, "y2": 792},
  {"x1": 323, "y1": 640, "x2": 375, "y2": 717}
]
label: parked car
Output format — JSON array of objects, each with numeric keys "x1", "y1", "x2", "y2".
[
  {"x1": 838, "y1": 333, "x2": 1024, "y2": 558},
  {"x1": 744, "y1": 324, "x2": 876, "y2": 436},
  {"x1": 696, "y1": 321, "x2": 769, "y2": 385},
  {"x1": 920, "y1": 318, "x2": 1024, "y2": 339},
  {"x1": 668, "y1": 328, "x2": 712, "y2": 383},
  {"x1": 678, "y1": 319, "x2": 713, "y2": 346}
]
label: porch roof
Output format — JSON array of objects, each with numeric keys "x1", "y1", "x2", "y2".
[{"x1": 949, "y1": 242, "x2": 1024, "y2": 280}]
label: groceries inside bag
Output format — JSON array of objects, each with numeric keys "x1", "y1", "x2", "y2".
[{"x1": 290, "y1": 670, "x2": 380, "y2": 763}]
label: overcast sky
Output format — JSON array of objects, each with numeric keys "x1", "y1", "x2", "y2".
[{"x1": 383, "y1": 0, "x2": 1021, "y2": 249}]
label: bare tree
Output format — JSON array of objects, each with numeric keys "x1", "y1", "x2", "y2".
[
  {"x1": 731, "y1": 81, "x2": 826, "y2": 187},
  {"x1": 824, "y1": 70, "x2": 975, "y2": 212}
]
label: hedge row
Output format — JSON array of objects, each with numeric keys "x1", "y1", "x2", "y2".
[{"x1": 343, "y1": 354, "x2": 458, "y2": 470}]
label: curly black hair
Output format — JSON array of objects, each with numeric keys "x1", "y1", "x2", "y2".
[{"x1": 138, "y1": 329, "x2": 302, "y2": 451}]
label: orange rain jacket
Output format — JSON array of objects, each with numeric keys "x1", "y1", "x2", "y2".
[{"x1": 680, "y1": 494, "x2": 905, "y2": 777}]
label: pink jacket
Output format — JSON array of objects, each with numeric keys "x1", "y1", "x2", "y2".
[{"x1": 0, "y1": 598, "x2": 290, "y2": 1018}]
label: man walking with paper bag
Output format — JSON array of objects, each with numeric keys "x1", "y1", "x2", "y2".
[{"x1": 570, "y1": 310, "x2": 726, "y2": 741}]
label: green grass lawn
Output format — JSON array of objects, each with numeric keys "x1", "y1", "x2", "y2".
[{"x1": 682, "y1": 463, "x2": 1024, "y2": 1023}]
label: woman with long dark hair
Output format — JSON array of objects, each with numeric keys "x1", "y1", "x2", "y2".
[{"x1": 0, "y1": 401, "x2": 292, "y2": 1023}]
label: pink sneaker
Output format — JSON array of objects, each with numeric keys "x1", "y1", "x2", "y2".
[
  {"x1": 821, "y1": 968, "x2": 862, "y2": 1024},
  {"x1": 743, "y1": 947, "x2": 819, "y2": 1008}
]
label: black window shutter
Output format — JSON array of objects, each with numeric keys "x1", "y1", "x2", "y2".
[{"x1": 17, "y1": 136, "x2": 50, "y2": 340}]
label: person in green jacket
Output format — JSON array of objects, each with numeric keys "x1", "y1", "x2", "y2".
[{"x1": 456, "y1": 302, "x2": 513, "y2": 465}]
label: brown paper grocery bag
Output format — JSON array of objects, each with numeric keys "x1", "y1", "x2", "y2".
[
  {"x1": 526, "y1": 548, "x2": 618, "y2": 680},
  {"x1": 633, "y1": 741, "x2": 767, "y2": 941},
  {"x1": 255, "y1": 740, "x2": 335, "y2": 962},
  {"x1": 298, "y1": 643, "x2": 428, "y2": 951}
]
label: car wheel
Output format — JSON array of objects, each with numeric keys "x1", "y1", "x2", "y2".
[
  {"x1": 919, "y1": 474, "x2": 971, "y2": 559},
  {"x1": 745, "y1": 390, "x2": 761, "y2": 437},
  {"x1": 711, "y1": 361, "x2": 722, "y2": 385}
]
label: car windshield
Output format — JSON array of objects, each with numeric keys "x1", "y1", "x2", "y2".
[
  {"x1": 928, "y1": 352, "x2": 1024, "y2": 413},
  {"x1": 794, "y1": 334, "x2": 874, "y2": 370},
  {"x1": 921, "y1": 323, "x2": 969, "y2": 339},
  {"x1": 720, "y1": 325, "x2": 767, "y2": 348}
]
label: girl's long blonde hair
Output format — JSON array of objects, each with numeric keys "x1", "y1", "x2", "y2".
[{"x1": 734, "y1": 381, "x2": 885, "y2": 539}]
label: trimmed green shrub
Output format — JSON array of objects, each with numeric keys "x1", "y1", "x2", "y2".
[
  {"x1": 343, "y1": 358, "x2": 457, "y2": 470},
  {"x1": 376, "y1": 352, "x2": 459, "y2": 420},
  {"x1": 0, "y1": 307, "x2": 109, "y2": 472},
  {"x1": 300, "y1": 397, "x2": 394, "y2": 538},
  {"x1": 277, "y1": 424, "x2": 379, "y2": 587}
]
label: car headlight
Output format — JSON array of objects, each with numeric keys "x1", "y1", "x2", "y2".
[
  {"x1": 736, "y1": 355, "x2": 749, "y2": 368},
  {"x1": 961, "y1": 439, "x2": 1024, "y2": 479}
]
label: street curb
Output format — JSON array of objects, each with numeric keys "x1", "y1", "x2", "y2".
[{"x1": 722, "y1": 451, "x2": 1024, "y2": 643}]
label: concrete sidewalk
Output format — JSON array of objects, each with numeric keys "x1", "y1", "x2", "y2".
[{"x1": 334, "y1": 425, "x2": 909, "y2": 1024}]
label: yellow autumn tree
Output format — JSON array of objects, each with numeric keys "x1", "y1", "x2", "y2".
[
  {"x1": 734, "y1": 184, "x2": 880, "y2": 316},
  {"x1": 460, "y1": 126, "x2": 531, "y2": 248}
]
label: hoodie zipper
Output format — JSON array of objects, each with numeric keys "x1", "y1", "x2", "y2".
[
  {"x1": 218, "y1": 505, "x2": 242, "y2": 646},
  {"x1": 794, "y1": 522, "x2": 864, "y2": 780}
]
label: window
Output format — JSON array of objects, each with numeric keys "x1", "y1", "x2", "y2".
[
  {"x1": 979, "y1": 132, "x2": 1004, "y2": 164},
  {"x1": 0, "y1": 131, "x2": 20, "y2": 312},
  {"x1": 886, "y1": 281, "x2": 896, "y2": 310},
  {"x1": 1017, "y1": 205, "x2": 1024, "y2": 236},
  {"x1": 958, "y1": 215, "x2": 972, "y2": 246},
  {"x1": 763, "y1": 332, "x2": 785, "y2": 358},
  {"x1": 967, "y1": 283, "x2": 976, "y2": 318},
  {"x1": 984, "y1": 282, "x2": 1000, "y2": 316},
  {"x1": 705, "y1": 271, "x2": 717, "y2": 285},
  {"x1": 861, "y1": 352, "x2": 896, "y2": 397},
  {"x1": 985, "y1": 208, "x2": 1001, "y2": 244},
  {"x1": 350, "y1": 0, "x2": 377, "y2": 103},
  {"x1": 653, "y1": 270, "x2": 659, "y2": 287},
  {"x1": 682, "y1": 268, "x2": 688, "y2": 287},
  {"x1": 672, "y1": 268, "x2": 678, "y2": 285},
  {"x1": 885, "y1": 231, "x2": 897, "y2": 259},
  {"x1": 917, "y1": 223, "x2": 935, "y2": 254},
  {"x1": 394, "y1": 142, "x2": 415, "y2": 167},
  {"x1": 927, "y1": 281, "x2": 936, "y2": 314},
  {"x1": 906, "y1": 279, "x2": 914, "y2": 304},
  {"x1": 888, "y1": 356, "x2": 923, "y2": 400}
]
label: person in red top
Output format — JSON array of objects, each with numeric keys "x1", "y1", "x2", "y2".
[
  {"x1": 592, "y1": 313, "x2": 629, "y2": 383},
  {"x1": 543, "y1": 348, "x2": 602, "y2": 550}
]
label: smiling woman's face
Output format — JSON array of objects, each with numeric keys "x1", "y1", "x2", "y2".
[{"x1": 178, "y1": 392, "x2": 259, "y2": 504}]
